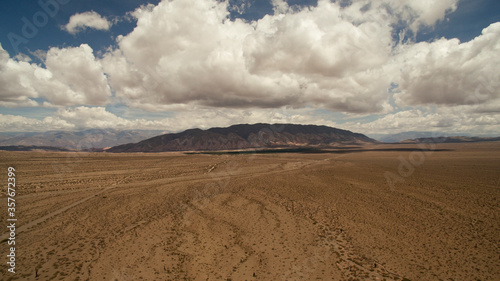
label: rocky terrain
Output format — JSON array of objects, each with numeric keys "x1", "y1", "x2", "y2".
[
  {"x1": 1, "y1": 142, "x2": 499, "y2": 280},
  {"x1": 107, "y1": 123, "x2": 376, "y2": 152}
]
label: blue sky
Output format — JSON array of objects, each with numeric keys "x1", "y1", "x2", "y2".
[
  {"x1": 0, "y1": 0, "x2": 159, "y2": 58},
  {"x1": 1, "y1": 0, "x2": 500, "y2": 135},
  {"x1": 1, "y1": 0, "x2": 498, "y2": 56}
]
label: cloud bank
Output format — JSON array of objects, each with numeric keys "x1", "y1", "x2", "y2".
[
  {"x1": 102, "y1": 0, "x2": 396, "y2": 113},
  {"x1": 1, "y1": 0, "x2": 499, "y2": 135}
]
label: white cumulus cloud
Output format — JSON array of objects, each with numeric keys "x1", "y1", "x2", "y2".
[
  {"x1": 63, "y1": 11, "x2": 112, "y2": 34},
  {"x1": 101, "y1": 0, "x2": 395, "y2": 114},
  {"x1": 394, "y1": 22, "x2": 500, "y2": 109},
  {"x1": 344, "y1": 0, "x2": 459, "y2": 33},
  {"x1": 0, "y1": 43, "x2": 111, "y2": 107}
]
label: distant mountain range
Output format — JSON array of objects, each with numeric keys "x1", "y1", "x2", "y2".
[
  {"x1": 372, "y1": 131, "x2": 500, "y2": 143},
  {"x1": 0, "y1": 129, "x2": 166, "y2": 150},
  {"x1": 374, "y1": 131, "x2": 447, "y2": 143},
  {"x1": 402, "y1": 136, "x2": 500, "y2": 144},
  {"x1": 0, "y1": 145, "x2": 71, "y2": 152},
  {"x1": 1, "y1": 127, "x2": 498, "y2": 153},
  {"x1": 107, "y1": 123, "x2": 377, "y2": 152}
]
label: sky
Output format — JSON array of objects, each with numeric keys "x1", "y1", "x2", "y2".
[{"x1": 1, "y1": 0, "x2": 500, "y2": 136}]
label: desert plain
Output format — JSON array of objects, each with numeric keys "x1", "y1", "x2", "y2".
[{"x1": 0, "y1": 142, "x2": 499, "y2": 280}]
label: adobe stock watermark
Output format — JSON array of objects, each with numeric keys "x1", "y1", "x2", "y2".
[
  {"x1": 51, "y1": 132, "x2": 104, "y2": 176},
  {"x1": 7, "y1": 0, "x2": 71, "y2": 54},
  {"x1": 384, "y1": 136, "x2": 441, "y2": 191},
  {"x1": 6, "y1": 167, "x2": 17, "y2": 274},
  {"x1": 281, "y1": 245, "x2": 331, "y2": 281},
  {"x1": 188, "y1": 124, "x2": 286, "y2": 210},
  {"x1": 470, "y1": 74, "x2": 499, "y2": 105}
]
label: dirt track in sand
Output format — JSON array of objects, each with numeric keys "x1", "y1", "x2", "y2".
[{"x1": 0, "y1": 142, "x2": 499, "y2": 280}]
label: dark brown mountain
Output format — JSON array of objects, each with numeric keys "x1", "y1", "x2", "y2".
[{"x1": 106, "y1": 123, "x2": 377, "y2": 152}]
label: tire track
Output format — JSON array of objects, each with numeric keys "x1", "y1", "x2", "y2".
[
  {"x1": 0, "y1": 157, "x2": 322, "y2": 243},
  {"x1": 0, "y1": 186, "x2": 116, "y2": 242}
]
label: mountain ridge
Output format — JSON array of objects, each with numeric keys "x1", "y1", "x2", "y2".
[{"x1": 107, "y1": 123, "x2": 377, "y2": 153}]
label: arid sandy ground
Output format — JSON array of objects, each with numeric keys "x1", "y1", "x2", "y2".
[{"x1": 0, "y1": 142, "x2": 499, "y2": 280}]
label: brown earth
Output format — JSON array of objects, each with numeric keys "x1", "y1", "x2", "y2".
[{"x1": 0, "y1": 142, "x2": 499, "y2": 280}]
